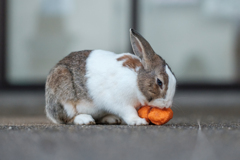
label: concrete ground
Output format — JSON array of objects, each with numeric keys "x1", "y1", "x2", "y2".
[{"x1": 0, "y1": 107, "x2": 240, "y2": 160}]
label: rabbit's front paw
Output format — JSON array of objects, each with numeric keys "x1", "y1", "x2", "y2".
[
  {"x1": 126, "y1": 117, "x2": 148, "y2": 125},
  {"x1": 74, "y1": 114, "x2": 96, "y2": 125}
]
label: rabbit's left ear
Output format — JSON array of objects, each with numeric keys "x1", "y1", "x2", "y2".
[{"x1": 130, "y1": 28, "x2": 161, "y2": 70}]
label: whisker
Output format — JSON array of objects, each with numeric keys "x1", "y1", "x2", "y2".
[
  {"x1": 173, "y1": 96, "x2": 190, "y2": 100},
  {"x1": 172, "y1": 103, "x2": 186, "y2": 114},
  {"x1": 171, "y1": 105, "x2": 180, "y2": 111}
]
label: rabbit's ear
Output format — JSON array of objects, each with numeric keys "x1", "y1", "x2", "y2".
[{"x1": 130, "y1": 28, "x2": 157, "y2": 70}]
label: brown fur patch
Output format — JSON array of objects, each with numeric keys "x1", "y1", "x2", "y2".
[
  {"x1": 57, "y1": 50, "x2": 93, "y2": 101},
  {"x1": 47, "y1": 66, "x2": 71, "y2": 91},
  {"x1": 153, "y1": 55, "x2": 169, "y2": 99},
  {"x1": 45, "y1": 50, "x2": 92, "y2": 124},
  {"x1": 66, "y1": 100, "x2": 80, "y2": 114},
  {"x1": 160, "y1": 69, "x2": 169, "y2": 99},
  {"x1": 117, "y1": 55, "x2": 143, "y2": 72},
  {"x1": 137, "y1": 69, "x2": 161, "y2": 102}
]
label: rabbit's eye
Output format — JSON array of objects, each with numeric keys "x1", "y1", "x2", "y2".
[{"x1": 157, "y1": 78, "x2": 162, "y2": 87}]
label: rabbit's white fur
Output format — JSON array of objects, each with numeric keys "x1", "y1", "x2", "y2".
[{"x1": 84, "y1": 50, "x2": 148, "y2": 125}]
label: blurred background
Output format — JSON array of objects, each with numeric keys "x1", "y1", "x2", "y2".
[
  {"x1": 0, "y1": 0, "x2": 240, "y2": 116},
  {"x1": 1, "y1": 1, "x2": 240, "y2": 160}
]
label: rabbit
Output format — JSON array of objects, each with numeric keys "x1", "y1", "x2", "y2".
[{"x1": 45, "y1": 28, "x2": 176, "y2": 125}]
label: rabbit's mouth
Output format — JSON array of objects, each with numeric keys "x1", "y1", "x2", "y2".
[
  {"x1": 147, "y1": 99, "x2": 172, "y2": 109},
  {"x1": 150, "y1": 105, "x2": 168, "y2": 109}
]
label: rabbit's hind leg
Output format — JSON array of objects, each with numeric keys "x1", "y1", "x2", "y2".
[{"x1": 45, "y1": 65, "x2": 77, "y2": 124}]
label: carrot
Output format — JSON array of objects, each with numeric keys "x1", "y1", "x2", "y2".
[{"x1": 138, "y1": 106, "x2": 173, "y2": 125}]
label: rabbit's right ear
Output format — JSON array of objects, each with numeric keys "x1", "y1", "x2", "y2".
[{"x1": 130, "y1": 28, "x2": 157, "y2": 70}]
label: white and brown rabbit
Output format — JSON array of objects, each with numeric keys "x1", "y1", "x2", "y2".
[{"x1": 45, "y1": 29, "x2": 176, "y2": 125}]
